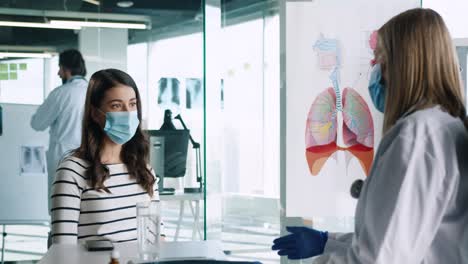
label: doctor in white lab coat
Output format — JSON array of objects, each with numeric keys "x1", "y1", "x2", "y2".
[
  {"x1": 272, "y1": 8, "x2": 468, "y2": 264},
  {"x1": 31, "y1": 49, "x2": 88, "y2": 211}
]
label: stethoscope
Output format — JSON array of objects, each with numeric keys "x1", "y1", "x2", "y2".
[{"x1": 350, "y1": 179, "x2": 364, "y2": 199}]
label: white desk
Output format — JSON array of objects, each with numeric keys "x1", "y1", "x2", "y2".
[
  {"x1": 160, "y1": 192, "x2": 203, "y2": 241},
  {"x1": 38, "y1": 241, "x2": 225, "y2": 264}
]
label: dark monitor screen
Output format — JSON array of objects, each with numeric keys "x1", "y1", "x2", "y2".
[{"x1": 147, "y1": 129, "x2": 189, "y2": 178}]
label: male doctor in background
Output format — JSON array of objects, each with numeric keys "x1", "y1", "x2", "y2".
[{"x1": 31, "y1": 49, "x2": 88, "y2": 211}]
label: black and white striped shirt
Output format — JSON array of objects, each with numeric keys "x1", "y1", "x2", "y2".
[{"x1": 51, "y1": 156, "x2": 161, "y2": 244}]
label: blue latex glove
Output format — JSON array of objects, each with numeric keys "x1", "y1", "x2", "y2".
[{"x1": 271, "y1": 226, "x2": 328, "y2": 260}]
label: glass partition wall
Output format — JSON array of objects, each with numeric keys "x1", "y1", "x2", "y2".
[
  {"x1": 0, "y1": 0, "x2": 281, "y2": 262},
  {"x1": 0, "y1": 1, "x2": 204, "y2": 262},
  {"x1": 204, "y1": 0, "x2": 281, "y2": 262}
]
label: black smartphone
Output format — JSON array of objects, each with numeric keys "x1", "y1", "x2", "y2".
[{"x1": 85, "y1": 240, "x2": 114, "y2": 251}]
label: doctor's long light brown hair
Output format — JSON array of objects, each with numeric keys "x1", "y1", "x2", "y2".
[
  {"x1": 74, "y1": 69, "x2": 155, "y2": 196},
  {"x1": 377, "y1": 8, "x2": 468, "y2": 133}
]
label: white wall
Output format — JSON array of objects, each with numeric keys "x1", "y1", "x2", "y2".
[
  {"x1": 423, "y1": 0, "x2": 468, "y2": 39},
  {"x1": 127, "y1": 43, "x2": 149, "y2": 127},
  {"x1": 285, "y1": 0, "x2": 420, "y2": 231},
  {"x1": 79, "y1": 27, "x2": 128, "y2": 76},
  {"x1": 0, "y1": 58, "x2": 45, "y2": 105}
]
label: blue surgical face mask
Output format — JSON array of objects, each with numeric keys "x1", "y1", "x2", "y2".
[
  {"x1": 368, "y1": 64, "x2": 386, "y2": 113},
  {"x1": 100, "y1": 110, "x2": 140, "y2": 145}
]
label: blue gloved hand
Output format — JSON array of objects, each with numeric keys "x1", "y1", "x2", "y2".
[{"x1": 271, "y1": 226, "x2": 328, "y2": 260}]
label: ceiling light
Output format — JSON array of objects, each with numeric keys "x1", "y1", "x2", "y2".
[
  {"x1": 117, "y1": 1, "x2": 134, "y2": 8},
  {"x1": 50, "y1": 20, "x2": 146, "y2": 29},
  {"x1": 0, "y1": 52, "x2": 54, "y2": 59},
  {"x1": 83, "y1": 0, "x2": 100, "y2": 5},
  {"x1": 0, "y1": 21, "x2": 81, "y2": 30}
]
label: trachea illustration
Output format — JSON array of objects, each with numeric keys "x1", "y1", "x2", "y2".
[{"x1": 306, "y1": 35, "x2": 374, "y2": 176}]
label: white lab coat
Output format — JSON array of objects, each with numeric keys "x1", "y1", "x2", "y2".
[
  {"x1": 31, "y1": 76, "x2": 88, "y2": 210},
  {"x1": 313, "y1": 106, "x2": 468, "y2": 264}
]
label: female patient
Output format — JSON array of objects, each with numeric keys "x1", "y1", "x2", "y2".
[{"x1": 51, "y1": 69, "x2": 161, "y2": 244}]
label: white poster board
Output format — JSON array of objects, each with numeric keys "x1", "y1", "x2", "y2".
[
  {"x1": 285, "y1": 0, "x2": 420, "y2": 231},
  {"x1": 0, "y1": 103, "x2": 49, "y2": 224}
]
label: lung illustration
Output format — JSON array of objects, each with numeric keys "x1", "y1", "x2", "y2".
[{"x1": 305, "y1": 87, "x2": 374, "y2": 176}]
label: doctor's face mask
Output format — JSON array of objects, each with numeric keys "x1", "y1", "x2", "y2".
[{"x1": 368, "y1": 64, "x2": 386, "y2": 113}]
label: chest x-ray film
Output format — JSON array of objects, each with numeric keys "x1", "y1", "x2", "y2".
[{"x1": 20, "y1": 145, "x2": 47, "y2": 176}]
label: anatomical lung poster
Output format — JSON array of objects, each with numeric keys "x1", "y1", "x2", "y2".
[
  {"x1": 306, "y1": 35, "x2": 374, "y2": 178},
  {"x1": 285, "y1": 0, "x2": 420, "y2": 231}
]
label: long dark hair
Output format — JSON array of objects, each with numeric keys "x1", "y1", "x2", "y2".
[{"x1": 75, "y1": 69, "x2": 154, "y2": 196}]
